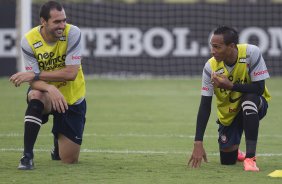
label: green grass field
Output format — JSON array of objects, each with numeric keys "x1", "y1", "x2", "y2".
[{"x1": 0, "y1": 77, "x2": 281, "y2": 184}]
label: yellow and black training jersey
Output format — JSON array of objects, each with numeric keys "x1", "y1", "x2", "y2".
[
  {"x1": 21, "y1": 24, "x2": 85, "y2": 105},
  {"x1": 201, "y1": 44, "x2": 271, "y2": 126}
]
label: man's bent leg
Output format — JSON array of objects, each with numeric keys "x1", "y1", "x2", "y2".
[
  {"x1": 241, "y1": 94, "x2": 264, "y2": 171},
  {"x1": 18, "y1": 90, "x2": 52, "y2": 170},
  {"x1": 51, "y1": 136, "x2": 61, "y2": 160},
  {"x1": 53, "y1": 99, "x2": 86, "y2": 164},
  {"x1": 220, "y1": 145, "x2": 239, "y2": 165},
  {"x1": 241, "y1": 94, "x2": 260, "y2": 159},
  {"x1": 58, "y1": 134, "x2": 80, "y2": 164},
  {"x1": 23, "y1": 99, "x2": 44, "y2": 157},
  {"x1": 218, "y1": 113, "x2": 243, "y2": 165},
  {"x1": 18, "y1": 99, "x2": 44, "y2": 170}
]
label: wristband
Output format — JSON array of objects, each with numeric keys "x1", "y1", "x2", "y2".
[
  {"x1": 33, "y1": 72, "x2": 41, "y2": 81},
  {"x1": 231, "y1": 83, "x2": 239, "y2": 91}
]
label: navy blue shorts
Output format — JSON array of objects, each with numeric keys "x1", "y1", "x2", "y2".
[
  {"x1": 217, "y1": 96, "x2": 268, "y2": 149},
  {"x1": 26, "y1": 88, "x2": 86, "y2": 145},
  {"x1": 50, "y1": 99, "x2": 86, "y2": 145}
]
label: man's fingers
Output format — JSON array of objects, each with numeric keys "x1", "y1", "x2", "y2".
[
  {"x1": 59, "y1": 100, "x2": 68, "y2": 113},
  {"x1": 54, "y1": 98, "x2": 68, "y2": 113},
  {"x1": 9, "y1": 74, "x2": 17, "y2": 81},
  {"x1": 192, "y1": 159, "x2": 199, "y2": 168},
  {"x1": 203, "y1": 154, "x2": 208, "y2": 163},
  {"x1": 49, "y1": 91, "x2": 67, "y2": 113},
  {"x1": 192, "y1": 159, "x2": 197, "y2": 168},
  {"x1": 188, "y1": 157, "x2": 202, "y2": 168},
  {"x1": 59, "y1": 98, "x2": 68, "y2": 113},
  {"x1": 58, "y1": 101, "x2": 64, "y2": 113},
  {"x1": 15, "y1": 80, "x2": 22, "y2": 87},
  {"x1": 218, "y1": 73, "x2": 227, "y2": 79},
  {"x1": 195, "y1": 159, "x2": 201, "y2": 168},
  {"x1": 187, "y1": 157, "x2": 193, "y2": 166},
  {"x1": 52, "y1": 101, "x2": 58, "y2": 113},
  {"x1": 10, "y1": 75, "x2": 25, "y2": 87},
  {"x1": 213, "y1": 76, "x2": 220, "y2": 82},
  {"x1": 63, "y1": 99, "x2": 68, "y2": 111}
]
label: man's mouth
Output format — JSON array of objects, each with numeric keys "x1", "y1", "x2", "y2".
[{"x1": 56, "y1": 29, "x2": 63, "y2": 35}]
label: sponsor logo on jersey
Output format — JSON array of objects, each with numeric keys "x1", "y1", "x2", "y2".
[
  {"x1": 33, "y1": 41, "x2": 43, "y2": 49},
  {"x1": 37, "y1": 52, "x2": 66, "y2": 70},
  {"x1": 239, "y1": 57, "x2": 247, "y2": 63},
  {"x1": 72, "y1": 55, "x2": 81, "y2": 60},
  {"x1": 215, "y1": 68, "x2": 224, "y2": 75},
  {"x1": 56, "y1": 82, "x2": 67, "y2": 89},
  {"x1": 253, "y1": 70, "x2": 268, "y2": 76},
  {"x1": 25, "y1": 66, "x2": 32, "y2": 71},
  {"x1": 202, "y1": 86, "x2": 209, "y2": 91},
  {"x1": 59, "y1": 36, "x2": 66, "y2": 41}
]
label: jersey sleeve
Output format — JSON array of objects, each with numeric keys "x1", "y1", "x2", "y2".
[
  {"x1": 65, "y1": 25, "x2": 82, "y2": 65},
  {"x1": 247, "y1": 44, "x2": 270, "y2": 82},
  {"x1": 21, "y1": 37, "x2": 40, "y2": 73},
  {"x1": 201, "y1": 61, "x2": 214, "y2": 96}
]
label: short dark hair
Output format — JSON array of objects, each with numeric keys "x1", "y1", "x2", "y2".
[
  {"x1": 213, "y1": 26, "x2": 239, "y2": 45},
  {"x1": 39, "y1": 1, "x2": 63, "y2": 21}
]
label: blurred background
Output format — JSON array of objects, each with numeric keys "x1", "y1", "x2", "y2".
[{"x1": 1, "y1": 0, "x2": 282, "y2": 77}]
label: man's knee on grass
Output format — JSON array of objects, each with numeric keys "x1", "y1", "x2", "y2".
[
  {"x1": 220, "y1": 149, "x2": 238, "y2": 165},
  {"x1": 58, "y1": 135, "x2": 81, "y2": 164}
]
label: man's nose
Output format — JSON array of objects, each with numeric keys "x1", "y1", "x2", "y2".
[
  {"x1": 59, "y1": 21, "x2": 66, "y2": 29},
  {"x1": 210, "y1": 48, "x2": 215, "y2": 55}
]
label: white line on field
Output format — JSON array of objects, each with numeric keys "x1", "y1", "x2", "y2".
[
  {"x1": 1, "y1": 133, "x2": 282, "y2": 138},
  {"x1": 1, "y1": 148, "x2": 282, "y2": 157}
]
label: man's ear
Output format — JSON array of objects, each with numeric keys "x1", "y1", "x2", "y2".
[
  {"x1": 40, "y1": 17, "x2": 46, "y2": 26},
  {"x1": 230, "y1": 43, "x2": 237, "y2": 49}
]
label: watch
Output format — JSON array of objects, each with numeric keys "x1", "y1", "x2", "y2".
[{"x1": 33, "y1": 72, "x2": 41, "y2": 81}]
